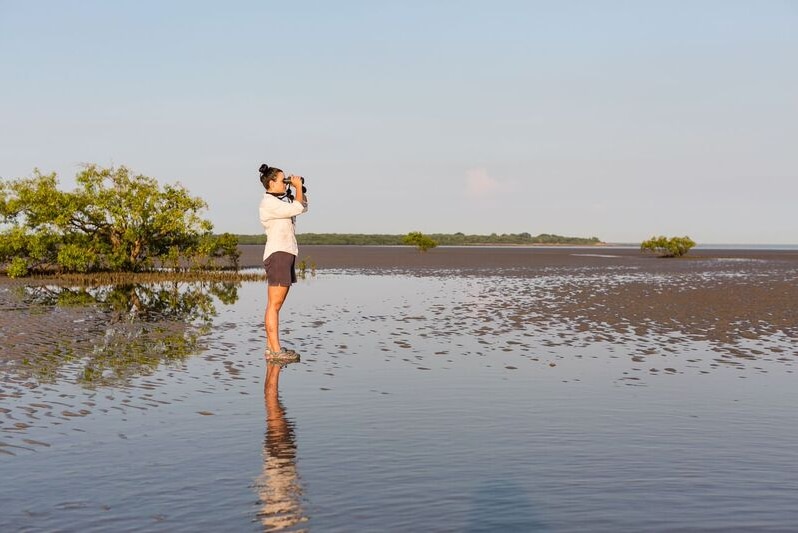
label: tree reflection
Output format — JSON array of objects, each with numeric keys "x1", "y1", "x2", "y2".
[{"x1": 12, "y1": 281, "x2": 239, "y2": 386}]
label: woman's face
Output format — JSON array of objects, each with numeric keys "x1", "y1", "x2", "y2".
[{"x1": 268, "y1": 171, "x2": 287, "y2": 193}]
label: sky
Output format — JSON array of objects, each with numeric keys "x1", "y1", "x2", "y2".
[{"x1": 1, "y1": 1, "x2": 796, "y2": 244}]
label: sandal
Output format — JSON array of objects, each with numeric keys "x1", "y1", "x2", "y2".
[{"x1": 266, "y1": 348, "x2": 301, "y2": 364}]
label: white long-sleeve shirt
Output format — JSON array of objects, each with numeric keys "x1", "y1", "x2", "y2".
[{"x1": 259, "y1": 193, "x2": 308, "y2": 260}]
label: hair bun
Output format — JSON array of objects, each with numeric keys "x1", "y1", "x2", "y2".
[{"x1": 259, "y1": 163, "x2": 269, "y2": 174}]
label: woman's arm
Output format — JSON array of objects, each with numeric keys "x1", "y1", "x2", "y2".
[{"x1": 259, "y1": 195, "x2": 306, "y2": 224}]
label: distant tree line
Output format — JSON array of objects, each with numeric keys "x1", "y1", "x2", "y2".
[{"x1": 237, "y1": 232, "x2": 603, "y2": 246}]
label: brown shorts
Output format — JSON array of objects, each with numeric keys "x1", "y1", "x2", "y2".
[{"x1": 264, "y1": 252, "x2": 297, "y2": 286}]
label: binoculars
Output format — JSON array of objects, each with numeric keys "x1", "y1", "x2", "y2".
[{"x1": 283, "y1": 175, "x2": 307, "y2": 196}]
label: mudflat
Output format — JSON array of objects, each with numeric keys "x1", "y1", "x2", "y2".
[
  {"x1": 4, "y1": 246, "x2": 796, "y2": 372},
  {"x1": 241, "y1": 244, "x2": 798, "y2": 351},
  {"x1": 243, "y1": 243, "x2": 798, "y2": 271}
]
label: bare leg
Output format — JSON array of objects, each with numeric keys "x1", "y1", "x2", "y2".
[{"x1": 265, "y1": 284, "x2": 290, "y2": 353}]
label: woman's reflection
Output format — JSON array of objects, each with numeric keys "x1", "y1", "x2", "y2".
[{"x1": 255, "y1": 361, "x2": 308, "y2": 531}]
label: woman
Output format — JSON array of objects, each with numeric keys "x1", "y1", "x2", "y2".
[{"x1": 258, "y1": 163, "x2": 308, "y2": 362}]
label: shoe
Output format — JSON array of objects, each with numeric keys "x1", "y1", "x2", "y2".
[{"x1": 266, "y1": 348, "x2": 301, "y2": 364}]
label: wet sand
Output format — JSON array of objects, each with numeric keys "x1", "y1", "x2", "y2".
[{"x1": 243, "y1": 245, "x2": 798, "y2": 349}]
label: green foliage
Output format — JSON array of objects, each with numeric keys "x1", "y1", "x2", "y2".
[
  {"x1": 403, "y1": 231, "x2": 438, "y2": 252},
  {"x1": 163, "y1": 246, "x2": 182, "y2": 270},
  {"x1": 296, "y1": 256, "x2": 317, "y2": 279},
  {"x1": 0, "y1": 165, "x2": 239, "y2": 276},
  {"x1": 57, "y1": 243, "x2": 98, "y2": 273},
  {"x1": 640, "y1": 235, "x2": 696, "y2": 258},
  {"x1": 6, "y1": 257, "x2": 29, "y2": 278},
  {"x1": 299, "y1": 233, "x2": 404, "y2": 245},
  {"x1": 209, "y1": 232, "x2": 241, "y2": 269},
  {"x1": 183, "y1": 232, "x2": 240, "y2": 271},
  {"x1": 0, "y1": 225, "x2": 61, "y2": 272}
]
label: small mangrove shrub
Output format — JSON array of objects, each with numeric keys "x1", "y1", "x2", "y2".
[
  {"x1": 640, "y1": 235, "x2": 696, "y2": 258},
  {"x1": 296, "y1": 256, "x2": 317, "y2": 279},
  {"x1": 403, "y1": 231, "x2": 438, "y2": 252}
]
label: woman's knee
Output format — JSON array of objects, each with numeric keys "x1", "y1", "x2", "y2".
[{"x1": 268, "y1": 284, "x2": 290, "y2": 298}]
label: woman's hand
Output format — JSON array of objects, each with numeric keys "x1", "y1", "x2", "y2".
[{"x1": 289, "y1": 175, "x2": 305, "y2": 204}]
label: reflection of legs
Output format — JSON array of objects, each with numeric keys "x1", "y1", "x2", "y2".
[
  {"x1": 265, "y1": 363, "x2": 281, "y2": 393},
  {"x1": 258, "y1": 364, "x2": 306, "y2": 530},
  {"x1": 265, "y1": 284, "x2": 290, "y2": 353}
]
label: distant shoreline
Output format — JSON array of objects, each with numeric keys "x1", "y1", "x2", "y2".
[
  {"x1": 235, "y1": 232, "x2": 604, "y2": 247},
  {"x1": 237, "y1": 234, "x2": 798, "y2": 250}
]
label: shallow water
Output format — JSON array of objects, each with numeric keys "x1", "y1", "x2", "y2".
[{"x1": 2, "y1": 267, "x2": 797, "y2": 532}]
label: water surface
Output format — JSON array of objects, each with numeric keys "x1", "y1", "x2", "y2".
[{"x1": 1, "y1": 263, "x2": 797, "y2": 531}]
